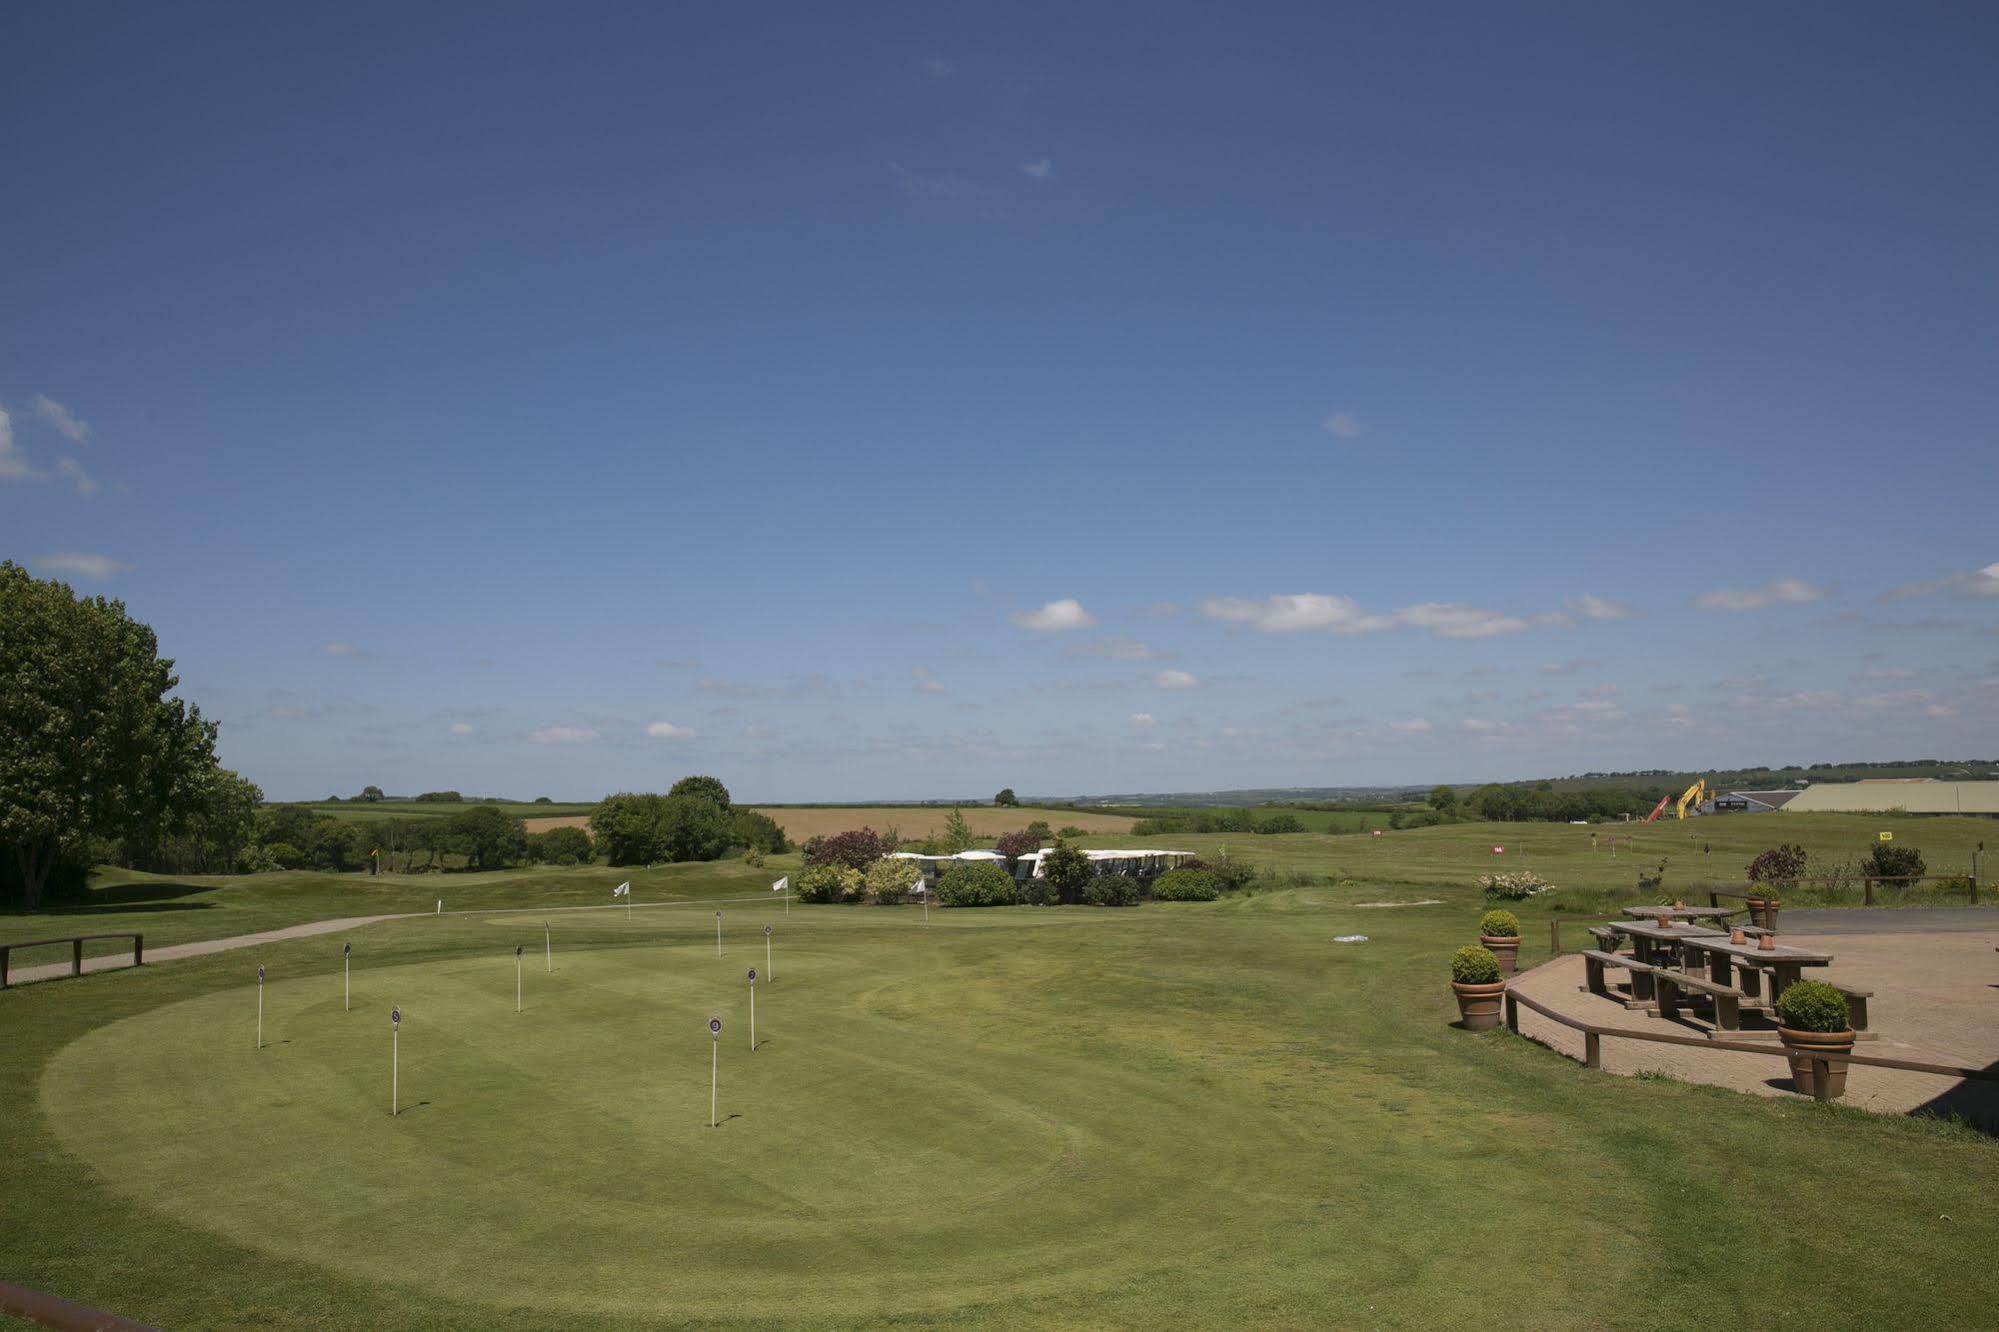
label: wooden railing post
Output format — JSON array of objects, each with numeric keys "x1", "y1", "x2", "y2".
[
  {"x1": 1585, "y1": 1032, "x2": 1602, "y2": 1070},
  {"x1": 1812, "y1": 1059, "x2": 1832, "y2": 1103},
  {"x1": 0, "y1": 946, "x2": 9, "y2": 989},
  {"x1": 134, "y1": 934, "x2": 144, "y2": 967},
  {"x1": 1863, "y1": 877, "x2": 1875, "y2": 907},
  {"x1": 1504, "y1": 992, "x2": 1519, "y2": 1033},
  {"x1": 72, "y1": 938, "x2": 83, "y2": 977},
  {"x1": 1549, "y1": 920, "x2": 1561, "y2": 957}
]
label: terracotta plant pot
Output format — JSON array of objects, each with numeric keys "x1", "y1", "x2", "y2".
[
  {"x1": 1747, "y1": 897, "x2": 1781, "y2": 932},
  {"x1": 1655, "y1": 915, "x2": 1672, "y2": 929},
  {"x1": 1758, "y1": 933, "x2": 1777, "y2": 951},
  {"x1": 1479, "y1": 935, "x2": 1521, "y2": 974},
  {"x1": 1780, "y1": 1027, "x2": 1856, "y2": 1099},
  {"x1": 1729, "y1": 929, "x2": 1747, "y2": 945},
  {"x1": 1452, "y1": 980, "x2": 1507, "y2": 1031}
]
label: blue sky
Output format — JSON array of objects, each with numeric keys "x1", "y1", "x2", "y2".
[{"x1": 4, "y1": 1, "x2": 1996, "y2": 801}]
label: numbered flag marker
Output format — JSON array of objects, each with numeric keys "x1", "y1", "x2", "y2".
[
  {"x1": 747, "y1": 969, "x2": 758, "y2": 1050},
  {"x1": 764, "y1": 924, "x2": 774, "y2": 981},
  {"x1": 255, "y1": 965, "x2": 266, "y2": 1049},
  {"x1": 707, "y1": 1015, "x2": 722, "y2": 1127},
  {"x1": 390, "y1": 1007, "x2": 402, "y2": 1116},
  {"x1": 343, "y1": 942, "x2": 352, "y2": 1011},
  {"x1": 515, "y1": 944, "x2": 524, "y2": 1012},
  {"x1": 715, "y1": 909, "x2": 723, "y2": 955}
]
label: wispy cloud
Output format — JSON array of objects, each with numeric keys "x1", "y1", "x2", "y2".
[
  {"x1": 1568, "y1": 594, "x2": 1630, "y2": 621},
  {"x1": 645, "y1": 721, "x2": 696, "y2": 739},
  {"x1": 1460, "y1": 717, "x2": 1505, "y2": 732},
  {"x1": 1888, "y1": 562, "x2": 1999, "y2": 601},
  {"x1": 55, "y1": 457, "x2": 97, "y2": 495},
  {"x1": 530, "y1": 724, "x2": 598, "y2": 744},
  {"x1": 323, "y1": 642, "x2": 360, "y2": 657},
  {"x1": 449, "y1": 722, "x2": 477, "y2": 736},
  {"x1": 1695, "y1": 577, "x2": 1825, "y2": 611},
  {"x1": 912, "y1": 667, "x2": 946, "y2": 695},
  {"x1": 30, "y1": 395, "x2": 90, "y2": 444},
  {"x1": 1075, "y1": 636, "x2": 1167, "y2": 661},
  {"x1": 1153, "y1": 669, "x2": 1199, "y2": 690},
  {"x1": 0, "y1": 406, "x2": 30, "y2": 480},
  {"x1": 1321, "y1": 411, "x2": 1365, "y2": 439},
  {"x1": 1201, "y1": 593, "x2": 1526, "y2": 639},
  {"x1": 1022, "y1": 159, "x2": 1054, "y2": 180},
  {"x1": 695, "y1": 674, "x2": 836, "y2": 699},
  {"x1": 1011, "y1": 598, "x2": 1096, "y2": 632},
  {"x1": 35, "y1": 551, "x2": 126, "y2": 578},
  {"x1": 922, "y1": 56, "x2": 955, "y2": 79},
  {"x1": 1129, "y1": 712, "x2": 1158, "y2": 729},
  {"x1": 1388, "y1": 718, "x2": 1433, "y2": 733}
]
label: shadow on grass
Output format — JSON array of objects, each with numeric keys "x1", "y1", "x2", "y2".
[{"x1": 33, "y1": 901, "x2": 217, "y2": 917}]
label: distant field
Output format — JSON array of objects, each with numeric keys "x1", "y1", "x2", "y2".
[
  {"x1": 290, "y1": 801, "x2": 598, "y2": 823},
  {"x1": 521, "y1": 806, "x2": 1134, "y2": 840}
]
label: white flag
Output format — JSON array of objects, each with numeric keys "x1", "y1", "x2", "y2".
[
  {"x1": 613, "y1": 882, "x2": 631, "y2": 897},
  {"x1": 771, "y1": 876, "x2": 788, "y2": 893}
]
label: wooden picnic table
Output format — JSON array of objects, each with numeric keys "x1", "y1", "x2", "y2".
[
  {"x1": 1604, "y1": 920, "x2": 1724, "y2": 1000},
  {"x1": 1679, "y1": 935, "x2": 1833, "y2": 1008},
  {"x1": 1618, "y1": 905, "x2": 1734, "y2": 922}
]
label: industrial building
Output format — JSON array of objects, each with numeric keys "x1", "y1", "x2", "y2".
[{"x1": 1778, "y1": 779, "x2": 1999, "y2": 816}]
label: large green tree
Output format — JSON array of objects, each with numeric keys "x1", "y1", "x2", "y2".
[
  {"x1": 667, "y1": 775, "x2": 732, "y2": 811},
  {"x1": 1, "y1": 562, "x2": 219, "y2": 909}
]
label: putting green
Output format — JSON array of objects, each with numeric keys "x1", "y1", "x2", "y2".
[{"x1": 39, "y1": 916, "x2": 1356, "y2": 1321}]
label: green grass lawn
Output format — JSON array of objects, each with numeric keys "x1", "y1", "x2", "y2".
[{"x1": 3, "y1": 858, "x2": 1996, "y2": 1328}]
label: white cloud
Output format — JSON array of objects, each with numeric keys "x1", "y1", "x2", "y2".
[
  {"x1": 922, "y1": 56, "x2": 955, "y2": 79},
  {"x1": 1321, "y1": 411, "x2": 1366, "y2": 439},
  {"x1": 30, "y1": 395, "x2": 90, "y2": 444},
  {"x1": 1460, "y1": 717, "x2": 1503, "y2": 732},
  {"x1": 1925, "y1": 704, "x2": 1957, "y2": 717},
  {"x1": 449, "y1": 722, "x2": 477, "y2": 736},
  {"x1": 911, "y1": 667, "x2": 946, "y2": 695},
  {"x1": 55, "y1": 457, "x2": 97, "y2": 495},
  {"x1": 1582, "y1": 682, "x2": 1619, "y2": 700},
  {"x1": 530, "y1": 724, "x2": 598, "y2": 744},
  {"x1": 1568, "y1": 594, "x2": 1630, "y2": 621},
  {"x1": 1696, "y1": 578, "x2": 1826, "y2": 611},
  {"x1": 1154, "y1": 669, "x2": 1199, "y2": 690},
  {"x1": 1889, "y1": 562, "x2": 1999, "y2": 600},
  {"x1": 1200, "y1": 593, "x2": 1526, "y2": 638},
  {"x1": 0, "y1": 406, "x2": 30, "y2": 480},
  {"x1": 1129, "y1": 712, "x2": 1158, "y2": 729},
  {"x1": 1388, "y1": 718, "x2": 1433, "y2": 733},
  {"x1": 645, "y1": 721, "x2": 696, "y2": 739},
  {"x1": 1855, "y1": 667, "x2": 1916, "y2": 681},
  {"x1": 323, "y1": 642, "x2": 358, "y2": 656},
  {"x1": 1851, "y1": 691, "x2": 1930, "y2": 710},
  {"x1": 35, "y1": 552, "x2": 126, "y2": 578},
  {"x1": 1011, "y1": 598, "x2": 1096, "y2": 631},
  {"x1": 1023, "y1": 159, "x2": 1054, "y2": 180}
]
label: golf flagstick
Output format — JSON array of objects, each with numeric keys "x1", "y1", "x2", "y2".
[{"x1": 545, "y1": 920, "x2": 552, "y2": 972}]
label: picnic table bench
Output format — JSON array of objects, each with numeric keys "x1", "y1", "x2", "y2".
[
  {"x1": 1619, "y1": 905, "x2": 1734, "y2": 922},
  {"x1": 1678, "y1": 935, "x2": 1833, "y2": 1009},
  {"x1": 1604, "y1": 920, "x2": 1724, "y2": 1000}
]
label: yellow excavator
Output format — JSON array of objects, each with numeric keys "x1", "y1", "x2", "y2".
[{"x1": 1643, "y1": 778, "x2": 1709, "y2": 823}]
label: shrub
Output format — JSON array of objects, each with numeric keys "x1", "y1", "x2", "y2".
[
  {"x1": 1451, "y1": 945, "x2": 1501, "y2": 985},
  {"x1": 795, "y1": 864, "x2": 863, "y2": 904},
  {"x1": 1152, "y1": 868, "x2": 1220, "y2": 901},
  {"x1": 261, "y1": 841, "x2": 305, "y2": 871},
  {"x1": 1864, "y1": 843, "x2": 1924, "y2": 882},
  {"x1": 935, "y1": 862, "x2": 1016, "y2": 907},
  {"x1": 1775, "y1": 980, "x2": 1850, "y2": 1033},
  {"x1": 1255, "y1": 813, "x2": 1305, "y2": 834},
  {"x1": 864, "y1": 856, "x2": 920, "y2": 904},
  {"x1": 1085, "y1": 876, "x2": 1140, "y2": 907},
  {"x1": 1024, "y1": 820, "x2": 1053, "y2": 843},
  {"x1": 802, "y1": 827, "x2": 893, "y2": 872},
  {"x1": 1017, "y1": 874, "x2": 1058, "y2": 906},
  {"x1": 1057, "y1": 825, "x2": 1085, "y2": 839},
  {"x1": 938, "y1": 809, "x2": 977, "y2": 854},
  {"x1": 1209, "y1": 856, "x2": 1257, "y2": 893},
  {"x1": 238, "y1": 844, "x2": 283, "y2": 874},
  {"x1": 1477, "y1": 870, "x2": 1551, "y2": 901},
  {"x1": 1746, "y1": 843, "x2": 1808, "y2": 888},
  {"x1": 528, "y1": 825, "x2": 593, "y2": 865},
  {"x1": 1478, "y1": 909, "x2": 1520, "y2": 938},
  {"x1": 1041, "y1": 839, "x2": 1094, "y2": 899},
  {"x1": 743, "y1": 848, "x2": 765, "y2": 868},
  {"x1": 729, "y1": 809, "x2": 789, "y2": 855},
  {"x1": 993, "y1": 829, "x2": 1040, "y2": 864}
]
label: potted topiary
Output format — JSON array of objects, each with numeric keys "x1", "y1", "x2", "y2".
[
  {"x1": 1478, "y1": 910, "x2": 1521, "y2": 974},
  {"x1": 1774, "y1": 980, "x2": 1854, "y2": 1099},
  {"x1": 1450, "y1": 945, "x2": 1506, "y2": 1030}
]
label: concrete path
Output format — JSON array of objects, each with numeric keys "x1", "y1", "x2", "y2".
[
  {"x1": 1776, "y1": 907, "x2": 1995, "y2": 935},
  {"x1": 5, "y1": 915, "x2": 412, "y2": 987},
  {"x1": 1509, "y1": 925, "x2": 1999, "y2": 1128}
]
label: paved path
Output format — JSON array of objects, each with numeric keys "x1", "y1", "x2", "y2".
[
  {"x1": 1510, "y1": 925, "x2": 1999, "y2": 1127},
  {"x1": 5, "y1": 915, "x2": 412, "y2": 987},
  {"x1": 1778, "y1": 907, "x2": 1995, "y2": 935}
]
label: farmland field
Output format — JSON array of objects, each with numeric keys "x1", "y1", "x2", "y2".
[
  {"x1": 521, "y1": 805, "x2": 1139, "y2": 841},
  {"x1": 3, "y1": 814, "x2": 1998, "y2": 1328}
]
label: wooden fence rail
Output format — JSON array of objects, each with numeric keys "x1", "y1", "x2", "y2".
[
  {"x1": 0, "y1": 934, "x2": 144, "y2": 988},
  {"x1": 1501, "y1": 986, "x2": 1999, "y2": 1102}
]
